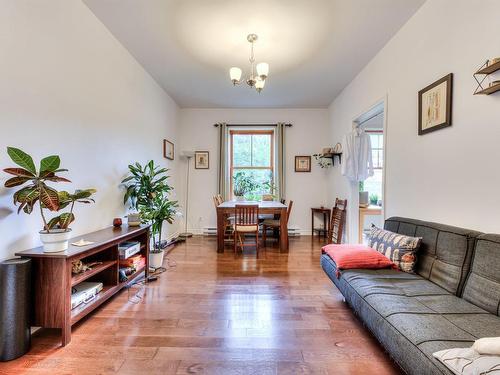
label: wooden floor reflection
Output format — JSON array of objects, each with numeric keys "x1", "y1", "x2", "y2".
[{"x1": 0, "y1": 236, "x2": 401, "y2": 374}]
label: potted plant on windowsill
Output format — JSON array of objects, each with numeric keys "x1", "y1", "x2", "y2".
[
  {"x1": 3, "y1": 147, "x2": 96, "y2": 252},
  {"x1": 233, "y1": 171, "x2": 258, "y2": 201},
  {"x1": 122, "y1": 161, "x2": 178, "y2": 269}
]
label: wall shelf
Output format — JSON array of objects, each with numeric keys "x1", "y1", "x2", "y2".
[{"x1": 474, "y1": 59, "x2": 500, "y2": 95}]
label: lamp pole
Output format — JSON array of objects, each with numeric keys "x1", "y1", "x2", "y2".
[{"x1": 179, "y1": 154, "x2": 193, "y2": 238}]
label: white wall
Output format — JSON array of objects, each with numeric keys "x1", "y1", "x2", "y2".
[
  {"x1": 328, "y1": 0, "x2": 500, "y2": 240},
  {"x1": 178, "y1": 108, "x2": 332, "y2": 234},
  {"x1": 0, "y1": 1, "x2": 180, "y2": 260}
]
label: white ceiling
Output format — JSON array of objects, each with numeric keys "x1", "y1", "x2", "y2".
[{"x1": 84, "y1": 0, "x2": 425, "y2": 108}]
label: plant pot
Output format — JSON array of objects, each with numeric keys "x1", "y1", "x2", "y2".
[
  {"x1": 39, "y1": 229, "x2": 72, "y2": 253},
  {"x1": 235, "y1": 195, "x2": 245, "y2": 202},
  {"x1": 359, "y1": 191, "x2": 369, "y2": 207},
  {"x1": 127, "y1": 213, "x2": 141, "y2": 227},
  {"x1": 149, "y1": 250, "x2": 165, "y2": 269}
]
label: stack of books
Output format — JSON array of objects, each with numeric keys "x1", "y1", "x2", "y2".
[{"x1": 119, "y1": 254, "x2": 145, "y2": 275}]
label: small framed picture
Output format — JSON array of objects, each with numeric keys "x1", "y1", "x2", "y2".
[
  {"x1": 195, "y1": 151, "x2": 209, "y2": 169},
  {"x1": 418, "y1": 73, "x2": 453, "y2": 135},
  {"x1": 295, "y1": 155, "x2": 311, "y2": 172},
  {"x1": 163, "y1": 139, "x2": 174, "y2": 160}
]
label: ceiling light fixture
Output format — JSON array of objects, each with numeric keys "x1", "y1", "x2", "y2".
[{"x1": 229, "y1": 34, "x2": 268, "y2": 93}]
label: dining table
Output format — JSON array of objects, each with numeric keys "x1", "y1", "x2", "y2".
[{"x1": 216, "y1": 200, "x2": 289, "y2": 252}]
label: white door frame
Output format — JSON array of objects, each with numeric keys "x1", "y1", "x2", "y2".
[{"x1": 350, "y1": 95, "x2": 388, "y2": 242}]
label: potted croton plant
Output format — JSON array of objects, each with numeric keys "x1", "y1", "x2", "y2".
[
  {"x1": 122, "y1": 161, "x2": 178, "y2": 269},
  {"x1": 3, "y1": 147, "x2": 96, "y2": 252}
]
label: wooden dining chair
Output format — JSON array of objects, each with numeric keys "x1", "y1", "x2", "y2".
[
  {"x1": 328, "y1": 198, "x2": 347, "y2": 244},
  {"x1": 213, "y1": 195, "x2": 233, "y2": 242},
  {"x1": 261, "y1": 200, "x2": 293, "y2": 247},
  {"x1": 234, "y1": 204, "x2": 260, "y2": 256}
]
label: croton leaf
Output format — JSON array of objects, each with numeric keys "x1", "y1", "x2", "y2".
[
  {"x1": 3, "y1": 168, "x2": 35, "y2": 177},
  {"x1": 47, "y1": 216, "x2": 60, "y2": 230},
  {"x1": 7, "y1": 147, "x2": 37, "y2": 175},
  {"x1": 22, "y1": 201, "x2": 35, "y2": 214},
  {"x1": 14, "y1": 186, "x2": 39, "y2": 204},
  {"x1": 45, "y1": 176, "x2": 71, "y2": 183},
  {"x1": 40, "y1": 186, "x2": 60, "y2": 211},
  {"x1": 72, "y1": 188, "x2": 96, "y2": 200},
  {"x1": 4, "y1": 176, "x2": 30, "y2": 188},
  {"x1": 40, "y1": 155, "x2": 60, "y2": 173},
  {"x1": 58, "y1": 213, "x2": 75, "y2": 229}
]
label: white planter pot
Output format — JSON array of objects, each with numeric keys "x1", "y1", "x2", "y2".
[
  {"x1": 149, "y1": 250, "x2": 165, "y2": 269},
  {"x1": 39, "y1": 229, "x2": 72, "y2": 253},
  {"x1": 235, "y1": 195, "x2": 245, "y2": 202},
  {"x1": 127, "y1": 213, "x2": 141, "y2": 227}
]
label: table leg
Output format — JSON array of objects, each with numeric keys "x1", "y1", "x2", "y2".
[
  {"x1": 311, "y1": 210, "x2": 314, "y2": 237},
  {"x1": 323, "y1": 213, "x2": 327, "y2": 239},
  {"x1": 280, "y1": 207, "x2": 289, "y2": 251},
  {"x1": 216, "y1": 208, "x2": 225, "y2": 252}
]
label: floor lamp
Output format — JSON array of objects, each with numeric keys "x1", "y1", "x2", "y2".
[{"x1": 179, "y1": 151, "x2": 195, "y2": 238}]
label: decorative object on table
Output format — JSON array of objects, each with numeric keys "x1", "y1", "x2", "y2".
[
  {"x1": 369, "y1": 193, "x2": 379, "y2": 206},
  {"x1": 473, "y1": 57, "x2": 500, "y2": 96},
  {"x1": 163, "y1": 139, "x2": 174, "y2": 160},
  {"x1": 121, "y1": 160, "x2": 178, "y2": 267},
  {"x1": 418, "y1": 73, "x2": 453, "y2": 135},
  {"x1": 358, "y1": 181, "x2": 369, "y2": 208},
  {"x1": 127, "y1": 213, "x2": 141, "y2": 227},
  {"x1": 3, "y1": 147, "x2": 96, "y2": 253},
  {"x1": 71, "y1": 260, "x2": 103, "y2": 275},
  {"x1": 180, "y1": 151, "x2": 195, "y2": 238},
  {"x1": 332, "y1": 143, "x2": 342, "y2": 154},
  {"x1": 295, "y1": 155, "x2": 311, "y2": 172},
  {"x1": 233, "y1": 171, "x2": 259, "y2": 201},
  {"x1": 341, "y1": 127, "x2": 373, "y2": 181},
  {"x1": 229, "y1": 33, "x2": 269, "y2": 93},
  {"x1": 368, "y1": 225, "x2": 422, "y2": 273},
  {"x1": 194, "y1": 151, "x2": 209, "y2": 169},
  {"x1": 112, "y1": 217, "x2": 122, "y2": 227},
  {"x1": 71, "y1": 239, "x2": 94, "y2": 247},
  {"x1": 118, "y1": 241, "x2": 141, "y2": 259}
]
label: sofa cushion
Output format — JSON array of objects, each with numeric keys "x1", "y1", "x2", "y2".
[
  {"x1": 445, "y1": 313, "x2": 500, "y2": 338},
  {"x1": 368, "y1": 225, "x2": 421, "y2": 273},
  {"x1": 364, "y1": 294, "x2": 434, "y2": 317},
  {"x1": 415, "y1": 295, "x2": 488, "y2": 314},
  {"x1": 386, "y1": 314, "x2": 476, "y2": 345},
  {"x1": 462, "y1": 234, "x2": 500, "y2": 316},
  {"x1": 385, "y1": 217, "x2": 482, "y2": 295}
]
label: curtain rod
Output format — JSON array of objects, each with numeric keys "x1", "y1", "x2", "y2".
[{"x1": 213, "y1": 123, "x2": 292, "y2": 127}]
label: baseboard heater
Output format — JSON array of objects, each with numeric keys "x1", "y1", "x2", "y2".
[{"x1": 202, "y1": 227, "x2": 301, "y2": 237}]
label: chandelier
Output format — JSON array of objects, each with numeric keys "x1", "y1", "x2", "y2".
[{"x1": 229, "y1": 34, "x2": 269, "y2": 93}]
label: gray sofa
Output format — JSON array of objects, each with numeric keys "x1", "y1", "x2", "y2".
[{"x1": 321, "y1": 217, "x2": 500, "y2": 375}]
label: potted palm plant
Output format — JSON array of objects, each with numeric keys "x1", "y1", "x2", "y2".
[
  {"x1": 122, "y1": 161, "x2": 178, "y2": 269},
  {"x1": 3, "y1": 147, "x2": 96, "y2": 252}
]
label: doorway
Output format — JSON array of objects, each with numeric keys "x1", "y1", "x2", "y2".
[{"x1": 354, "y1": 100, "x2": 386, "y2": 243}]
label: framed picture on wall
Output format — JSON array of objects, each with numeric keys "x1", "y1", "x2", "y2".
[
  {"x1": 295, "y1": 155, "x2": 311, "y2": 172},
  {"x1": 195, "y1": 151, "x2": 209, "y2": 169},
  {"x1": 418, "y1": 73, "x2": 453, "y2": 135},
  {"x1": 163, "y1": 139, "x2": 174, "y2": 160}
]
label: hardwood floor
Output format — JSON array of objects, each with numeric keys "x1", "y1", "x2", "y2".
[{"x1": 0, "y1": 236, "x2": 401, "y2": 375}]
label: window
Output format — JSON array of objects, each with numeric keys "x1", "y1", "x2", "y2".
[
  {"x1": 363, "y1": 130, "x2": 383, "y2": 203},
  {"x1": 230, "y1": 130, "x2": 274, "y2": 200}
]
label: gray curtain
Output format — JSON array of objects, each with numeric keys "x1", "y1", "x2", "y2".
[
  {"x1": 276, "y1": 123, "x2": 286, "y2": 200},
  {"x1": 217, "y1": 123, "x2": 228, "y2": 199}
]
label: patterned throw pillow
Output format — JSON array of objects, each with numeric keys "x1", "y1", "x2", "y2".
[{"x1": 368, "y1": 225, "x2": 422, "y2": 273}]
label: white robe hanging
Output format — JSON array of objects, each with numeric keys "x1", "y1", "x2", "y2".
[{"x1": 341, "y1": 127, "x2": 374, "y2": 182}]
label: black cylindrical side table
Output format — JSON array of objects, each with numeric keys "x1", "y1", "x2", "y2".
[{"x1": 0, "y1": 258, "x2": 31, "y2": 361}]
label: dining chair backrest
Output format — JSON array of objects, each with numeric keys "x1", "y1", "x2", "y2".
[
  {"x1": 330, "y1": 198, "x2": 347, "y2": 244},
  {"x1": 286, "y1": 200, "x2": 294, "y2": 224},
  {"x1": 216, "y1": 194, "x2": 224, "y2": 205},
  {"x1": 213, "y1": 195, "x2": 220, "y2": 208},
  {"x1": 234, "y1": 204, "x2": 259, "y2": 227}
]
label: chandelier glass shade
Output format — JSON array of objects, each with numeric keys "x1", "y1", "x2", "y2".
[{"x1": 229, "y1": 34, "x2": 268, "y2": 93}]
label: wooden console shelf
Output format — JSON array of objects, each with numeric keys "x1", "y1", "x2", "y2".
[{"x1": 16, "y1": 225, "x2": 150, "y2": 346}]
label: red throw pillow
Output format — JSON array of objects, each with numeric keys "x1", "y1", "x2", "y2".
[{"x1": 322, "y1": 244, "x2": 396, "y2": 277}]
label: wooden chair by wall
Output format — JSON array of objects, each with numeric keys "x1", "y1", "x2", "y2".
[
  {"x1": 261, "y1": 200, "x2": 293, "y2": 248},
  {"x1": 234, "y1": 204, "x2": 260, "y2": 256},
  {"x1": 328, "y1": 198, "x2": 347, "y2": 244}
]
